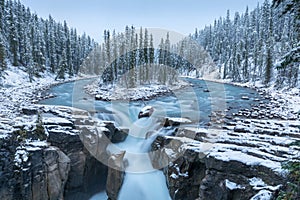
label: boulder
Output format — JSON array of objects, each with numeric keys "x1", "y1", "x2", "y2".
[
  {"x1": 21, "y1": 106, "x2": 39, "y2": 115},
  {"x1": 163, "y1": 117, "x2": 192, "y2": 127},
  {"x1": 138, "y1": 106, "x2": 154, "y2": 119},
  {"x1": 102, "y1": 121, "x2": 128, "y2": 143}
]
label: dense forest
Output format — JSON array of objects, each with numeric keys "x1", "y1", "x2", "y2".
[
  {"x1": 0, "y1": 0, "x2": 298, "y2": 89},
  {"x1": 196, "y1": 0, "x2": 299, "y2": 87},
  {"x1": 80, "y1": 27, "x2": 217, "y2": 87},
  {"x1": 81, "y1": 0, "x2": 299, "y2": 89},
  {"x1": 0, "y1": 0, "x2": 96, "y2": 82}
]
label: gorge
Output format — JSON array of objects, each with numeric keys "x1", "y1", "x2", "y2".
[{"x1": 8, "y1": 77, "x2": 295, "y2": 199}]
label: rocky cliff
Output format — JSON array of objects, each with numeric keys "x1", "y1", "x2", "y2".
[
  {"x1": 150, "y1": 96, "x2": 300, "y2": 200},
  {"x1": 0, "y1": 105, "x2": 125, "y2": 200}
]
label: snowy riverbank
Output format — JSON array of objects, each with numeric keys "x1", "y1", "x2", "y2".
[
  {"x1": 0, "y1": 66, "x2": 95, "y2": 119},
  {"x1": 197, "y1": 76, "x2": 300, "y2": 120}
]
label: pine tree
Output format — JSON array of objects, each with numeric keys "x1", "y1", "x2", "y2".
[
  {"x1": 64, "y1": 21, "x2": 73, "y2": 76},
  {"x1": 56, "y1": 49, "x2": 67, "y2": 80},
  {"x1": 144, "y1": 28, "x2": 149, "y2": 81},
  {"x1": 223, "y1": 10, "x2": 231, "y2": 79},
  {"x1": 149, "y1": 34, "x2": 154, "y2": 80},
  {"x1": 264, "y1": 4, "x2": 273, "y2": 86},
  {"x1": 0, "y1": 34, "x2": 7, "y2": 74},
  {"x1": 138, "y1": 28, "x2": 144, "y2": 84},
  {"x1": 8, "y1": 6, "x2": 19, "y2": 66},
  {"x1": 242, "y1": 6, "x2": 250, "y2": 82},
  {"x1": 128, "y1": 28, "x2": 137, "y2": 88},
  {"x1": 112, "y1": 30, "x2": 118, "y2": 80},
  {"x1": 0, "y1": 0, "x2": 4, "y2": 31}
]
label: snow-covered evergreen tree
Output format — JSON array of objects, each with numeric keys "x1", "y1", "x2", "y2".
[
  {"x1": 0, "y1": 0, "x2": 96, "y2": 81},
  {"x1": 196, "y1": 0, "x2": 299, "y2": 88}
]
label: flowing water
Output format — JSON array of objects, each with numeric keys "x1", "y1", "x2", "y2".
[{"x1": 41, "y1": 78, "x2": 261, "y2": 200}]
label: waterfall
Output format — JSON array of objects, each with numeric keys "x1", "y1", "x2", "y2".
[{"x1": 111, "y1": 116, "x2": 171, "y2": 200}]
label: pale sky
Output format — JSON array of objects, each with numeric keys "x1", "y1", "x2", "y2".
[{"x1": 19, "y1": 0, "x2": 266, "y2": 42}]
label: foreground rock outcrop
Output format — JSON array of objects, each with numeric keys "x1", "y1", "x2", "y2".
[
  {"x1": 0, "y1": 105, "x2": 125, "y2": 200},
  {"x1": 151, "y1": 117, "x2": 300, "y2": 200}
]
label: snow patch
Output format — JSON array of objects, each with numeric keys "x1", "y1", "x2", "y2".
[
  {"x1": 225, "y1": 179, "x2": 245, "y2": 190},
  {"x1": 14, "y1": 149, "x2": 29, "y2": 167},
  {"x1": 43, "y1": 117, "x2": 73, "y2": 125},
  {"x1": 250, "y1": 190, "x2": 273, "y2": 200}
]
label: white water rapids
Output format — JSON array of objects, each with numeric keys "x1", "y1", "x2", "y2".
[{"x1": 91, "y1": 112, "x2": 172, "y2": 200}]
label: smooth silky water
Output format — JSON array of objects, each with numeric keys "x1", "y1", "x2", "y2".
[{"x1": 41, "y1": 78, "x2": 261, "y2": 200}]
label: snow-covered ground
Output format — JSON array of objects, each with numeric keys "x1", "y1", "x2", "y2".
[
  {"x1": 199, "y1": 77, "x2": 300, "y2": 116},
  {"x1": 0, "y1": 66, "x2": 95, "y2": 118},
  {"x1": 85, "y1": 79, "x2": 189, "y2": 101},
  {"x1": 0, "y1": 66, "x2": 95, "y2": 141}
]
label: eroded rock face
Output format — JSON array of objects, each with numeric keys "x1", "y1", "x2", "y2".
[
  {"x1": 151, "y1": 118, "x2": 300, "y2": 200},
  {"x1": 0, "y1": 105, "x2": 117, "y2": 200},
  {"x1": 0, "y1": 141, "x2": 70, "y2": 200},
  {"x1": 44, "y1": 147, "x2": 71, "y2": 200},
  {"x1": 106, "y1": 151, "x2": 126, "y2": 200}
]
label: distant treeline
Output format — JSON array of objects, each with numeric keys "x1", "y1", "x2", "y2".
[{"x1": 81, "y1": 27, "x2": 216, "y2": 87}]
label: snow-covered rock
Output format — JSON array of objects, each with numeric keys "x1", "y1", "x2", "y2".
[
  {"x1": 225, "y1": 179, "x2": 245, "y2": 190},
  {"x1": 0, "y1": 103, "x2": 120, "y2": 200},
  {"x1": 150, "y1": 97, "x2": 300, "y2": 200},
  {"x1": 250, "y1": 190, "x2": 273, "y2": 200},
  {"x1": 163, "y1": 117, "x2": 192, "y2": 127},
  {"x1": 138, "y1": 106, "x2": 154, "y2": 119}
]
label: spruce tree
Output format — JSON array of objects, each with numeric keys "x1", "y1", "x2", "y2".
[{"x1": 0, "y1": 35, "x2": 7, "y2": 74}]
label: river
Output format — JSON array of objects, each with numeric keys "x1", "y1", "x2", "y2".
[{"x1": 41, "y1": 78, "x2": 261, "y2": 200}]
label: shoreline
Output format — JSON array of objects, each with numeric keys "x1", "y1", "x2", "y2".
[
  {"x1": 2, "y1": 71, "x2": 299, "y2": 121},
  {"x1": 198, "y1": 77, "x2": 300, "y2": 118},
  {"x1": 84, "y1": 78, "x2": 190, "y2": 102},
  {"x1": 0, "y1": 70, "x2": 97, "y2": 118}
]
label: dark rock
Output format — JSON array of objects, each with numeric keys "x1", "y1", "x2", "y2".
[
  {"x1": 22, "y1": 107, "x2": 39, "y2": 115},
  {"x1": 199, "y1": 170, "x2": 256, "y2": 200},
  {"x1": 1, "y1": 106, "x2": 112, "y2": 200},
  {"x1": 234, "y1": 124, "x2": 251, "y2": 133},
  {"x1": 175, "y1": 128, "x2": 207, "y2": 141},
  {"x1": 241, "y1": 96, "x2": 249, "y2": 100},
  {"x1": 48, "y1": 123, "x2": 108, "y2": 200},
  {"x1": 151, "y1": 131, "x2": 287, "y2": 200},
  {"x1": 163, "y1": 117, "x2": 192, "y2": 127},
  {"x1": 0, "y1": 143, "x2": 70, "y2": 200},
  {"x1": 102, "y1": 121, "x2": 128, "y2": 143},
  {"x1": 167, "y1": 155, "x2": 206, "y2": 200},
  {"x1": 138, "y1": 106, "x2": 154, "y2": 119},
  {"x1": 112, "y1": 128, "x2": 129, "y2": 143}
]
